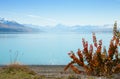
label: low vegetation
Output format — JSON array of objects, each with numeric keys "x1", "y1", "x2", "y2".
[
  {"x1": 0, "y1": 64, "x2": 44, "y2": 79},
  {"x1": 64, "y1": 22, "x2": 120, "y2": 76}
]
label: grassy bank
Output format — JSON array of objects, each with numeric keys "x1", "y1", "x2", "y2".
[{"x1": 0, "y1": 64, "x2": 43, "y2": 79}]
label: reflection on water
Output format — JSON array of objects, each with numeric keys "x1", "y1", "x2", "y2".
[{"x1": 0, "y1": 34, "x2": 18, "y2": 39}]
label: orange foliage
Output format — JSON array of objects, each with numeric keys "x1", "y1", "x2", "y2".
[{"x1": 65, "y1": 33, "x2": 120, "y2": 76}]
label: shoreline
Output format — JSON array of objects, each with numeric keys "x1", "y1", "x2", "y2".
[
  {"x1": 0, "y1": 65, "x2": 120, "y2": 79},
  {"x1": 0, "y1": 64, "x2": 66, "y2": 66}
]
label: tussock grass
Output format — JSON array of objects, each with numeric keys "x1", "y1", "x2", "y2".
[{"x1": 0, "y1": 64, "x2": 44, "y2": 79}]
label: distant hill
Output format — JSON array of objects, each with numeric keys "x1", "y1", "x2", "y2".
[
  {"x1": 0, "y1": 18, "x2": 39, "y2": 33},
  {"x1": 0, "y1": 17, "x2": 113, "y2": 33},
  {"x1": 27, "y1": 24, "x2": 113, "y2": 33},
  {"x1": 69, "y1": 25, "x2": 112, "y2": 33}
]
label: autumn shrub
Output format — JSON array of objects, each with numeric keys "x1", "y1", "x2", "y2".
[{"x1": 64, "y1": 32, "x2": 120, "y2": 76}]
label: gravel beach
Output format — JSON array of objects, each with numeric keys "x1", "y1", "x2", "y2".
[{"x1": 0, "y1": 65, "x2": 120, "y2": 79}]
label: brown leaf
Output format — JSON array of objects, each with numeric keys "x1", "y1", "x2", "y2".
[{"x1": 64, "y1": 61, "x2": 75, "y2": 71}]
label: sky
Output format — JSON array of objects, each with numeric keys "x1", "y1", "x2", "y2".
[{"x1": 0, "y1": 0, "x2": 120, "y2": 26}]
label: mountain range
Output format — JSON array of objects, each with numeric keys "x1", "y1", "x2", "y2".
[
  {"x1": 0, "y1": 17, "x2": 113, "y2": 33},
  {"x1": 26, "y1": 24, "x2": 113, "y2": 33},
  {"x1": 0, "y1": 18, "x2": 39, "y2": 33}
]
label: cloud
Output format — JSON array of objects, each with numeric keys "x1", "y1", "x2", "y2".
[
  {"x1": 27, "y1": 14, "x2": 57, "y2": 22},
  {"x1": 27, "y1": 15, "x2": 39, "y2": 18},
  {"x1": 26, "y1": 14, "x2": 61, "y2": 26}
]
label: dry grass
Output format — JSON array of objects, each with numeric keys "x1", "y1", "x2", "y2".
[{"x1": 0, "y1": 64, "x2": 44, "y2": 79}]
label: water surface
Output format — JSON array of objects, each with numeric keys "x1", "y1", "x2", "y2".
[{"x1": 0, "y1": 32, "x2": 113, "y2": 65}]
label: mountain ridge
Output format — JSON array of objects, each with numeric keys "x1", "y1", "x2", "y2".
[
  {"x1": 0, "y1": 17, "x2": 40, "y2": 33},
  {"x1": 0, "y1": 17, "x2": 113, "y2": 33}
]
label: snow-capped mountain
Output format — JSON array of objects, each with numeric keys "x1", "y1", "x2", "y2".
[
  {"x1": 0, "y1": 17, "x2": 113, "y2": 33},
  {"x1": 0, "y1": 17, "x2": 39, "y2": 33},
  {"x1": 26, "y1": 24, "x2": 113, "y2": 33}
]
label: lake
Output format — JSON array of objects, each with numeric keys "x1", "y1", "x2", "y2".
[{"x1": 0, "y1": 32, "x2": 113, "y2": 65}]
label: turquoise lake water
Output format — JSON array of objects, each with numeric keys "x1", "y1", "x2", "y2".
[{"x1": 0, "y1": 32, "x2": 113, "y2": 65}]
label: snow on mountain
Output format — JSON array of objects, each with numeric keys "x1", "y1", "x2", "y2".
[
  {"x1": 0, "y1": 17, "x2": 40, "y2": 33},
  {"x1": 0, "y1": 17, "x2": 113, "y2": 33}
]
